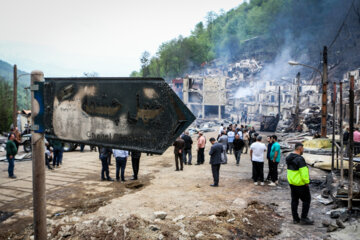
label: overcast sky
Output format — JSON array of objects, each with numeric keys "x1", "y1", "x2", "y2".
[{"x1": 0, "y1": 0, "x2": 244, "y2": 77}]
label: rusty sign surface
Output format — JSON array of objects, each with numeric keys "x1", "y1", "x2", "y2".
[{"x1": 41, "y1": 77, "x2": 195, "y2": 154}]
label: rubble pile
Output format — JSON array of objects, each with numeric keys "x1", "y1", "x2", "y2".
[{"x1": 44, "y1": 201, "x2": 282, "y2": 240}]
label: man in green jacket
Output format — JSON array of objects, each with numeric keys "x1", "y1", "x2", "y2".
[
  {"x1": 6, "y1": 133, "x2": 17, "y2": 178},
  {"x1": 286, "y1": 142, "x2": 313, "y2": 225}
]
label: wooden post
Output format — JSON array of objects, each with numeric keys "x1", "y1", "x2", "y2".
[
  {"x1": 294, "y1": 72, "x2": 300, "y2": 129},
  {"x1": 340, "y1": 82, "x2": 344, "y2": 185},
  {"x1": 321, "y1": 46, "x2": 328, "y2": 138},
  {"x1": 348, "y1": 74, "x2": 354, "y2": 210},
  {"x1": 31, "y1": 71, "x2": 47, "y2": 239},
  {"x1": 13, "y1": 64, "x2": 17, "y2": 128},
  {"x1": 331, "y1": 82, "x2": 336, "y2": 170}
]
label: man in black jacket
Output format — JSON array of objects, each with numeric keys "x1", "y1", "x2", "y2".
[
  {"x1": 286, "y1": 143, "x2": 313, "y2": 225},
  {"x1": 233, "y1": 134, "x2": 245, "y2": 165},
  {"x1": 181, "y1": 131, "x2": 193, "y2": 165},
  {"x1": 173, "y1": 137, "x2": 185, "y2": 171},
  {"x1": 209, "y1": 137, "x2": 223, "y2": 187},
  {"x1": 131, "y1": 151, "x2": 141, "y2": 180}
]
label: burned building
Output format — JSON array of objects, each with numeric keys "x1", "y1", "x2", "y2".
[
  {"x1": 234, "y1": 79, "x2": 322, "y2": 123},
  {"x1": 183, "y1": 76, "x2": 227, "y2": 119}
]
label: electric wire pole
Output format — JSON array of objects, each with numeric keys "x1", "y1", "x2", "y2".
[
  {"x1": 13, "y1": 64, "x2": 17, "y2": 128},
  {"x1": 321, "y1": 46, "x2": 328, "y2": 138}
]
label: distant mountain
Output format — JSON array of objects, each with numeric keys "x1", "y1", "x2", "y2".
[{"x1": 0, "y1": 59, "x2": 31, "y2": 110}]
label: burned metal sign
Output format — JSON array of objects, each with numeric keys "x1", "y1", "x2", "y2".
[{"x1": 42, "y1": 77, "x2": 195, "y2": 154}]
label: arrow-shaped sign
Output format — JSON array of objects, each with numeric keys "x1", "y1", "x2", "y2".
[{"x1": 39, "y1": 77, "x2": 195, "y2": 154}]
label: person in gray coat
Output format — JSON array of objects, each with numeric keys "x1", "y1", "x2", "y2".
[
  {"x1": 209, "y1": 137, "x2": 223, "y2": 187},
  {"x1": 217, "y1": 131, "x2": 228, "y2": 164}
]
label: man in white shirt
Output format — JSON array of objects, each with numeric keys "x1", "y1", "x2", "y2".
[
  {"x1": 218, "y1": 123, "x2": 224, "y2": 135},
  {"x1": 250, "y1": 135, "x2": 267, "y2": 186},
  {"x1": 227, "y1": 129, "x2": 235, "y2": 154},
  {"x1": 113, "y1": 149, "x2": 129, "y2": 182}
]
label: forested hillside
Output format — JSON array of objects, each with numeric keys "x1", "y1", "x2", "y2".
[
  {"x1": 0, "y1": 60, "x2": 31, "y2": 132},
  {"x1": 132, "y1": 0, "x2": 360, "y2": 81}
]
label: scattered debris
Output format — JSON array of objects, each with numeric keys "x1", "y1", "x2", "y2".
[{"x1": 154, "y1": 211, "x2": 167, "y2": 220}]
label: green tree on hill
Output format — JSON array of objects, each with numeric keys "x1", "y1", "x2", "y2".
[{"x1": 0, "y1": 77, "x2": 13, "y2": 132}]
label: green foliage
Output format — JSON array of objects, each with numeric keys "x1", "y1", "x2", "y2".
[
  {"x1": 132, "y1": 0, "x2": 354, "y2": 81},
  {"x1": 130, "y1": 71, "x2": 142, "y2": 77},
  {"x1": 0, "y1": 60, "x2": 31, "y2": 110},
  {"x1": 0, "y1": 77, "x2": 12, "y2": 132}
]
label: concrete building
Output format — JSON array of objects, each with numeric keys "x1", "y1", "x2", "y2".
[{"x1": 183, "y1": 76, "x2": 227, "y2": 120}]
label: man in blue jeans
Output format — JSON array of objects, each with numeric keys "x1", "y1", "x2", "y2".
[
  {"x1": 6, "y1": 133, "x2": 17, "y2": 178},
  {"x1": 99, "y1": 147, "x2": 114, "y2": 181},
  {"x1": 113, "y1": 149, "x2": 129, "y2": 182},
  {"x1": 52, "y1": 139, "x2": 64, "y2": 167},
  {"x1": 181, "y1": 131, "x2": 193, "y2": 165}
]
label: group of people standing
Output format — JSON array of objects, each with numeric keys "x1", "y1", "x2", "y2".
[
  {"x1": 249, "y1": 135, "x2": 280, "y2": 186},
  {"x1": 207, "y1": 126, "x2": 313, "y2": 225},
  {"x1": 98, "y1": 147, "x2": 141, "y2": 182}
]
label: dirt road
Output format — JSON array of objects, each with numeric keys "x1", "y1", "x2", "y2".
[{"x1": 0, "y1": 132, "x2": 342, "y2": 239}]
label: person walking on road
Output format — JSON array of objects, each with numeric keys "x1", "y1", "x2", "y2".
[
  {"x1": 99, "y1": 147, "x2": 114, "y2": 181},
  {"x1": 243, "y1": 130, "x2": 250, "y2": 154},
  {"x1": 218, "y1": 131, "x2": 228, "y2": 164},
  {"x1": 269, "y1": 135, "x2": 281, "y2": 186},
  {"x1": 218, "y1": 123, "x2": 224, "y2": 136},
  {"x1": 209, "y1": 137, "x2": 223, "y2": 187},
  {"x1": 181, "y1": 131, "x2": 193, "y2": 165},
  {"x1": 233, "y1": 134, "x2": 245, "y2": 165},
  {"x1": 130, "y1": 151, "x2": 141, "y2": 180},
  {"x1": 286, "y1": 143, "x2": 313, "y2": 225},
  {"x1": 227, "y1": 128, "x2": 235, "y2": 154},
  {"x1": 196, "y1": 132, "x2": 206, "y2": 165},
  {"x1": 6, "y1": 133, "x2": 17, "y2": 178},
  {"x1": 173, "y1": 137, "x2": 185, "y2": 171},
  {"x1": 113, "y1": 149, "x2": 129, "y2": 181},
  {"x1": 250, "y1": 136, "x2": 267, "y2": 185}
]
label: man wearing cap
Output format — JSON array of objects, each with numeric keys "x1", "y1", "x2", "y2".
[
  {"x1": 250, "y1": 135, "x2": 267, "y2": 185},
  {"x1": 286, "y1": 143, "x2": 313, "y2": 225},
  {"x1": 209, "y1": 137, "x2": 223, "y2": 187}
]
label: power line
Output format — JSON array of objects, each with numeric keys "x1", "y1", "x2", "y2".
[{"x1": 328, "y1": 0, "x2": 357, "y2": 50}]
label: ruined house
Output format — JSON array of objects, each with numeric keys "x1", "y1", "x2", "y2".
[{"x1": 182, "y1": 76, "x2": 227, "y2": 119}]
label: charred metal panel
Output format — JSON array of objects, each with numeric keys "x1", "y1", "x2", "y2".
[
  {"x1": 260, "y1": 115, "x2": 279, "y2": 132},
  {"x1": 43, "y1": 77, "x2": 196, "y2": 154}
]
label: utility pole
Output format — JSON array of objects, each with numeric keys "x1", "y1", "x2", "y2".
[
  {"x1": 294, "y1": 72, "x2": 301, "y2": 130},
  {"x1": 321, "y1": 46, "x2": 328, "y2": 138},
  {"x1": 278, "y1": 86, "x2": 281, "y2": 116},
  {"x1": 340, "y1": 82, "x2": 344, "y2": 186},
  {"x1": 331, "y1": 82, "x2": 336, "y2": 171},
  {"x1": 348, "y1": 74, "x2": 354, "y2": 210},
  {"x1": 31, "y1": 71, "x2": 47, "y2": 239},
  {"x1": 13, "y1": 64, "x2": 17, "y2": 128}
]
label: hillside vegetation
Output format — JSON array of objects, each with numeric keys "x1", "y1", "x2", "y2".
[
  {"x1": 132, "y1": 0, "x2": 360, "y2": 81},
  {"x1": 0, "y1": 60, "x2": 31, "y2": 132}
]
